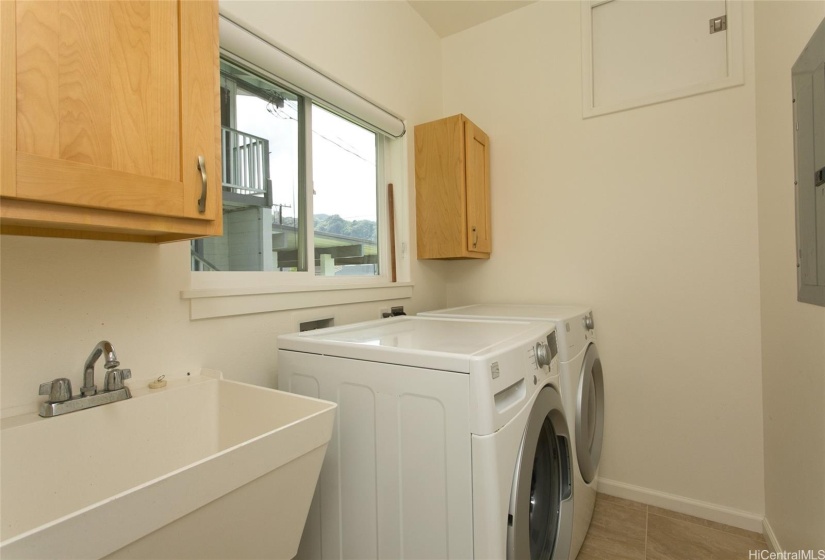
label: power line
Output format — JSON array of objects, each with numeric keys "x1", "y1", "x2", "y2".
[{"x1": 267, "y1": 100, "x2": 375, "y2": 165}]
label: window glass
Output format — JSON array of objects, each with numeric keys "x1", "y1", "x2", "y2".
[
  {"x1": 234, "y1": 78, "x2": 302, "y2": 271},
  {"x1": 191, "y1": 58, "x2": 381, "y2": 277},
  {"x1": 311, "y1": 104, "x2": 378, "y2": 276},
  {"x1": 529, "y1": 417, "x2": 562, "y2": 559}
]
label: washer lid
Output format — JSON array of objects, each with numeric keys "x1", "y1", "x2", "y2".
[
  {"x1": 419, "y1": 304, "x2": 595, "y2": 361},
  {"x1": 278, "y1": 316, "x2": 553, "y2": 373},
  {"x1": 420, "y1": 303, "x2": 590, "y2": 322}
]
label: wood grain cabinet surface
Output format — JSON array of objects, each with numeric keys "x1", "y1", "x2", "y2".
[
  {"x1": 0, "y1": 0, "x2": 222, "y2": 243},
  {"x1": 414, "y1": 114, "x2": 491, "y2": 259}
]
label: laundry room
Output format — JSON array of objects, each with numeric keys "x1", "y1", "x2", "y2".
[{"x1": 0, "y1": 1, "x2": 823, "y2": 559}]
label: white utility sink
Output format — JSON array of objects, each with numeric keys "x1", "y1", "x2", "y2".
[{"x1": 0, "y1": 371, "x2": 336, "y2": 560}]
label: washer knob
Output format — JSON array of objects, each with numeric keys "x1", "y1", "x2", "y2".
[
  {"x1": 583, "y1": 313, "x2": 594, "y2": 331},
  {"x1": 535, "y1": 342, "x2": 551, "y2": 368}
]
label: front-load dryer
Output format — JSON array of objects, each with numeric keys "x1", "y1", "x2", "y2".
[
  {"x1": 278, "y1": 316, "x2": 574, "y2": 560},
  {"x1": 420, "y1": 304, "x2": 605, "y2": 559}
]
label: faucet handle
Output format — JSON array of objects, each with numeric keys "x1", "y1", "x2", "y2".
[
  {"x1": 104, "y1": 368, "x2": 131, "y2": 391},
  {"x1": 39, "y1": 378, "x2": 73, "y2": 403}
]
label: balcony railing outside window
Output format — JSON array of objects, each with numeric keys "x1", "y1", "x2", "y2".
[{"x1": 222, "y1": 126, "x2": 272, "y2": 206}]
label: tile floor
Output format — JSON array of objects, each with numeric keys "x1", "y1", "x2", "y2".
[{"x1": 577, "y1": 494, "x2": 769, "y2": 560}]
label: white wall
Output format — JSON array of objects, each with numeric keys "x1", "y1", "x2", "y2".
[
  {"x1": 0, "y1": 0, "x2": 446, "y2": 415},
  {"x1": 754, "y1": 1, "x2": 825, "y2": 550},
  {"x1": 440, "y1": 1, "x2": 766, "y2": 517}
]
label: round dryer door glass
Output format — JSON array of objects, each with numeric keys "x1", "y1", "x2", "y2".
[
  {"x1": 508, "y1": 387, "x2": 573, "y2": 560},
  {"x1": 576, "y1": 343, "x2": 605, "y2": 483},
  {"x1": 529, "y1": 418, "x2": 562, "y2": 558}
]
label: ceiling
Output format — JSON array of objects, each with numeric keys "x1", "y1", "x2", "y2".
[{"x1": 408, "y1": 1, "x2": 536, "y2": 38}]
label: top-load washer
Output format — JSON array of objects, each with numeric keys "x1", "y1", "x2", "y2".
[
  {"x1": 278, "y1": 316, "x2": 574, "y2": 560},
  {"x1": 420, "y1": 304, "x2": 605, "y2": 559}
]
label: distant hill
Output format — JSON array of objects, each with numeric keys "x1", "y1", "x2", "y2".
[
  {"x1": 275, "y1": 213, "x2": 377, "y2": 243},
  {"x1": 314, "y1": 214, "x2": 376, "y2": 242}
]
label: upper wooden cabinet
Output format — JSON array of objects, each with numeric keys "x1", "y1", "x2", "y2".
[
  {"x1": 0, "y1": 0, "x2": 222, "y2": 243},
  {"x1": 415, "y1": 114, "x2": 491, "y2": 259}
]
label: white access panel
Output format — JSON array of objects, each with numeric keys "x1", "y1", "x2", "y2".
[
  {"x1": 592, "y1": 0, "x2": 727, "y2": 107},
  {"x1": 279, "y1": 351, "x2": 473, "y2": 560},
  {"x1": 582, "y1": 0, "x2": 742, "y2": 116}
]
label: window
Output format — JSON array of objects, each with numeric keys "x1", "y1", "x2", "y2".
[
  {"x1": 182, "y1": 17, "x2": 412, "y2": 319},
  {"x1": 191, "y1": 57, "x2": 383, "y2": 278}
]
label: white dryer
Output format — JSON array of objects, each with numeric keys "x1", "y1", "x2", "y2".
[
  {"x1": 278, "y1": 316, "x2": 574, "y2": 560},
  {"x1": 420, "y1": 305, "x2": 605, "y2": 560}
]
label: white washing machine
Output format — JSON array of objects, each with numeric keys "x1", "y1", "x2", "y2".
[
  {"x1": 420, "y1": 305, "x2": 604, "y2": 560},
  {"x1": 278, "y1": 316, "x2": 574, "y2": 560}
]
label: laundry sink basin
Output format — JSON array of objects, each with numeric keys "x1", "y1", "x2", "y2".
[{"x1": 0, "y1": 371, "x2": 336, "y2": 560}]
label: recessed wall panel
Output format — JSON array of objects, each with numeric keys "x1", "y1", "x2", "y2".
[
  {"x1": 338, "y1": 383, "x2": 378, "y2": 560},
  {"x1": 399, "y1": 394, "x2": 448, "y2": 560}
]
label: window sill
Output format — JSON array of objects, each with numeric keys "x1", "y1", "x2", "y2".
[{"x1": 181, "y1": 281, "x2": 414, "y2": 320}]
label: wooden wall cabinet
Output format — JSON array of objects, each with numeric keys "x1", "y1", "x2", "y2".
[
  {"x1": 0, "y1": 0, "x2": 222, "y2": 243},
  {"x1": 415, "y1": 114, "x2": 491, "y2": 260}
]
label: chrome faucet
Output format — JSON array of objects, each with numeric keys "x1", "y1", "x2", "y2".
[
  {"x1": 38, "y1": 340, "x2": 132, "y2": 417},
  {"x1": 82, "y1": 340, "x2": 119, "y2": 396}
]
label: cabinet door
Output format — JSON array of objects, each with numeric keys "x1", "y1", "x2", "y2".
[
  {"x1": 464, "y1": 119, "x2": 491, "y2": 254},
  {"x1": 414, "y1": 115, "x2": 466, "y2": 259},
  {"x1": 5, "y1": 0, "x2": 219, "y2": 224}
]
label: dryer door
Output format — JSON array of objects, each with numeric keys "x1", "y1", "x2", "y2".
[
  {"x1": 507, "y1": 386, "x2": 573, "y2": 560},
  {"x1": 576, "y1": 343, "x2": 605, "y2": 483}
]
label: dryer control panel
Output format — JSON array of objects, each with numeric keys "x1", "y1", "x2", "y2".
[{"x1": 531, "y1": 331, "x2": 559, "y2": 370}]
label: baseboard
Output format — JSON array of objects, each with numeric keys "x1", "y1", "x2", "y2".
[
  {"x1": 762, "y1": 517, "x2": 782, "y2": 553},
  {"x1": 598, "y1": 477, "x2": 764, "y2": 533}
]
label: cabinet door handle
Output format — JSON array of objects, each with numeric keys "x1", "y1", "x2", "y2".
[
  {"x1": 197, "y1": 156, "x2": 207, "y2": 213},
  {"x1": 472, "y1": 226, "x2": 478, "y2": 249}
]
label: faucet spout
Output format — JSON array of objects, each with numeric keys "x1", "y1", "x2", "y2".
[{"x1": 82, "y1": 341, "x2": 119, "y2": 397}]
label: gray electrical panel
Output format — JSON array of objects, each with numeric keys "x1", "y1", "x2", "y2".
[{"x1": 793, "y1": 17, "x2": 825, "y2": 307}]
